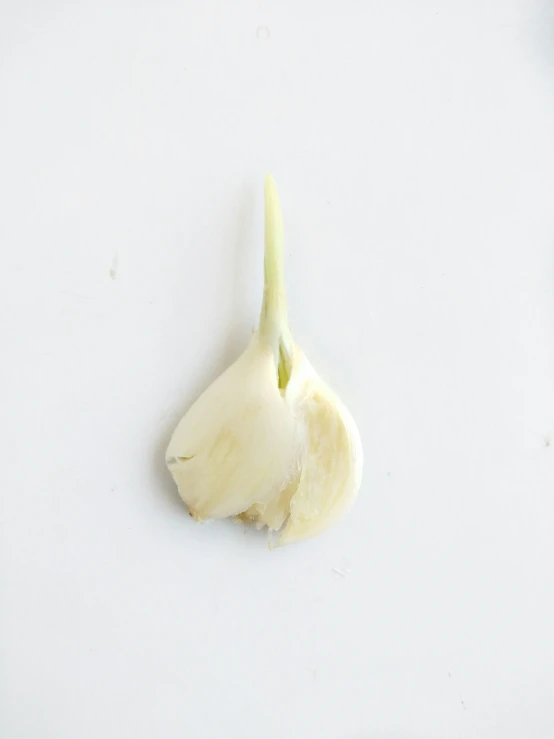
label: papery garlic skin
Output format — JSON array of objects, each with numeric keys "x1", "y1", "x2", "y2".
[{"x1": 166, "y1": 175, "x2": 363, "y2": 545}]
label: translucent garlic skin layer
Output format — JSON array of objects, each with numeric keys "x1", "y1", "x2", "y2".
[{"x1": 166, "y1": 175, "x2": 363, "y2": 545}]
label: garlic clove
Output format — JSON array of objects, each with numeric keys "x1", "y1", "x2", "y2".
[
  {"x1": 278, "y1": 351, "x2": 363, "y2": 545},
  {"x1": 166, "y1": 335, "x2": 299, "y2": 521},
  {"x1": 165, "y1": 174, "x2": 363, "y2": 544},
  {"x1": 238, "y1": 348, "x2": 363, "y2": 545}
]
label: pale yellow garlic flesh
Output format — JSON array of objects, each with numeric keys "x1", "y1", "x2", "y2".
[{"x1": 166, "y1": 176, "x2": 363, "y2": 545}]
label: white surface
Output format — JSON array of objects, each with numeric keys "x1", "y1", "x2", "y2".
[{"x1": 1, "y1": 2, "x2": 554, "y2": 737}]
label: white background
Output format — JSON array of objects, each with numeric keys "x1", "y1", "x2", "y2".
[{"x1": 1, "y1": 1, "x2": 553, "y2": 737}]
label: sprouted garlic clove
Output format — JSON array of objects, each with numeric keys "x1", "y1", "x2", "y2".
[{"x1": 165, "y1": 175, "x2": 363, "y2": 545}]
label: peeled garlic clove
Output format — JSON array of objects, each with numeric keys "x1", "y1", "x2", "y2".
[
  {"x1": 166, "y1": 336, "x2": 299, "y2": 521},
  {"x1": 278, "y1": 351, "x2": 363, "y2": 545},
  {"x1": 243, "y1": 350, "x2": 363, "y2": 545},
  {"x1": 166, "y1": 175, "x2": 363, "y2": 544}
]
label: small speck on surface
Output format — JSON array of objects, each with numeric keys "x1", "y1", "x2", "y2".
[
  {"x1": 256, "y1": 25, "x2": 270, "y2": 40},
  {"x1": 109, "y1": 254, "x2": 119, "y2": 280},
  {"x1": 332, "y1": 567, "x2": 352, "y2": 578}
]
